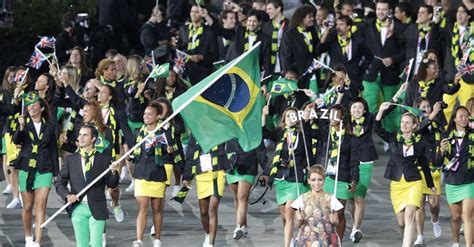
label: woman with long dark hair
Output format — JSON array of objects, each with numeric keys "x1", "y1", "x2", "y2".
[
  {"x1": 131, "y1": 102, "x2": 167, "y2": 247},
  {"x1": 14, "y1": 92, "x2": 59, "y2": 246},
  {"x1": 439, "y1": 106, "x2": 473, "y2": 247},
  {"x1": 405, "y1": 58, "x2": 461, "y2": 125}
]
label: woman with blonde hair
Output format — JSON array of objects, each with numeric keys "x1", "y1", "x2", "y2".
[{"x1": 375, "y1": 102, "x2": 435, "y2": 247}]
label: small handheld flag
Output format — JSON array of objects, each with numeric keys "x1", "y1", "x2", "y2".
[
  {"x1": 26, "y1": 49, "x2": 48, "y2": 69},
  {"x1": 270, "y1": 78, "x2": 298, "y2": 97},
  {"x1": 36, "y1": 36, "x2": 56, "y2": 49}
]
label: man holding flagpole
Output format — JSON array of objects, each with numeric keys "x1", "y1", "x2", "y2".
[{"x1": 55, "y1": 124, "x2": 119, "y2": 247}]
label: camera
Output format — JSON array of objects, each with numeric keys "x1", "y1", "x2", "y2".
[
  {"x1": 439, "y1": 101, "x2": 448, "y2": 109},
  {"x1": 336, "y1": 85, "x2": 346, "y2": 93}
]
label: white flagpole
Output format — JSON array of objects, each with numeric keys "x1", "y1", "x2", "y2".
[
  {"x1": 299, "y1": 120, "x2": 312, "y2": 172},
  {"x1": 405, "y1": 58, "x2": 414, "y2": 84},
  {"x1": 330, "y1": 119, "x2": 345, "y2": 212},
  {"x1": 288, "y1": 130, "x2": 301, "y2": 197},
  {"x1": 41, "y1": 42, "x2": 263, "y2": 228}
]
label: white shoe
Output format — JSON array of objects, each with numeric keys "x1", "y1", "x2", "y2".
[
  {"x1": 2, "y1": 184, "x2": 12, "y2": 194},
  {"x1": 125, "y1": 180, "x2": 135, "y2": 193},
  {"x1": 203, "y1": 233, "x2": 210, "y2": 247},
  {"x1": 32, "y1": 242, "x2": 40, "y2": 247},
  {"x1": 132, "y1": 240, "x2": 143, "y2": 247},
  {"x1": 432, "y1": 221, "x2": 442, "y2": 238},
  {"x1": 452, "y1": 243, "x2": 460, "y2": 247},
  {"x1": 110, "y1": 202, "x2": 124, "y2": 223},
  {"x1": 102, "y1": 233, "x2": 106, "y2": 247},
  {"x1": 7, "y1": 198, "x2": 22, "y2": 209},
  {"x1": 233, "y1": 226, "x2": 244, "y2": 240},
  {"x1": 153, "y1": 239, "x2": 161, "y2": 247},
  {"x1": 242, "y1": 225, "x2": 248, "y2": 237},
  {"x1": 25, "y1": 236, "x2": 34, "y2": 247},
  {"x1": 414, "y1": 235, "x2": 424, "y2": 246},
  {"x1": 172, "y1": 185, "x2": 181, "y2": 197},
  {"x1": 150, "y1": 225, "x2": 155, "y2": 236},
  {"x1": 383, "y1": 142, "x2": 390, "y2": 152}
]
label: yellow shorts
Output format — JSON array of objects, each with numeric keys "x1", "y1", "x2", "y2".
[
  {"x1": 390, "y1": 175, "x2": 423, "y2": 213},
  {"x1": 195, "y1": 170, "x2": 226, "y2": 200},
  {"x1": 421, "y1": 169, "x2": 442, "y2": 195},
  {"x1": 134, "y1": 179, "x2": 166, "y2": 198},
  {"x1": 165, "y1": 164, "x2": 173, "y2": 186}
]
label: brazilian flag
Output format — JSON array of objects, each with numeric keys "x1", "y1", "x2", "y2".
[
  {"x1": 172, "y1": 43, "x2": 263, "y2": 153},
  {"x1": 270, "y1": 78, "x2": 298, "y2": 97}
]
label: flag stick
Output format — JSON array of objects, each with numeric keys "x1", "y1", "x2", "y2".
[
  {"x1": 331, "y1": 119, "x2": 345, "y2": 212},
  {"x1": 41, "y1": 42, "x2": 263, "y2": 228},
  {"x1": 21, "y1": 98, "x2": 24, "y2": 116},
  {"x1": 299, "y1": 120, "x2": 312, "y2": 172},
  {"x1": 324, "y1": 110, "x2": 337, "y2": 169},
  {"x1": 266, "y1": 94, "x2": 272, "y2": 107},
  {"x1": 53, "y1": 43, "x2": 60, "y2": 71},
  {"x1": 288, "y1": 130, "x2": 301, "y2": 197},
  {"x1": 404, "y1": 58, "x2": 414, "y2": 84},
  {"x1": 332, "y1": 120, "x2": 343, "y2": 197}
]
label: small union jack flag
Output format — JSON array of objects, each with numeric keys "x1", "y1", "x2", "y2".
[
  {"x1": 458, "y1": 63, "x2": 474, "y2": 75},
  {"x1": 142, "y1": 55, "x2": 154, "y2": 73},
  {"x1": 15, "y1": 68, "x2": 28, "y2": 83},
  {"x1": 173, "y1": 49, "x2": 188, "y2": 74},
  {"x1": 36, "y1": 36, "x2": 56, "y2": 49},
  {"x1": 26, "y1": 49, "x2": 47, "y2": 69}
]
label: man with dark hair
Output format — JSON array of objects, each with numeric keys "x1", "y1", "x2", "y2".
[
  {"x1": 362, "y1": 0, "x2": 405, "y2": 134},
  {"x1": 56, "y1": 124, "x2": 119, "y2": 247},
  {"x1": 405, "y1": 4, "x2": 443, "y2": 78},
  {"x1": 262, "y1": 0, "x2": 289, "y2": 79},
  {"x1": 318, "y1": 15, "x2": 371, "y2": 96},
  {"x1": 394, "y1": 2, "x2": 413, "y2": 25},
  {"x1": 175, "y1": 4, "x2": 219, "y2": 85}
]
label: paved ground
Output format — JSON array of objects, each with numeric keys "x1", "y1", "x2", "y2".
[{"x1": 0, "y1": 143, "x2": 459, "y2": 246}]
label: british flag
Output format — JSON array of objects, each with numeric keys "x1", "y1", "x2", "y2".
[
  {"x1": 15, "y1": 68, "x2": 28, "y2": 83},
  {"x1": 458, "y1": 63, "x2": 474, "y2": 75},
  {"x1": 142, "y1": 55, "x2": 154, "y2": 73},
  {"x1": 173, "y1": 49, "x2": 188, "y2": 74},
  {"x1": 36, "y1": 36, "x2": 56, "y2": 49},
  {"x1": 26, "y1": 50, "x2": 47, "y2": 69}
]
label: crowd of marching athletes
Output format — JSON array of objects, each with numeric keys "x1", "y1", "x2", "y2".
[{"x1": 0, "y1": 0, "x2": 473, "y2": 246}]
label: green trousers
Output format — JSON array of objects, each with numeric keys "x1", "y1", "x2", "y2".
[
  {"x1": 362, "y1": 76, "x2": 401, "y2": 132},
  {"x1": 71, "y1": 203, "x2": 106, "y2": 247}
]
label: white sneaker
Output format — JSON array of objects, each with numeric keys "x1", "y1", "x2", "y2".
[
  {"x1": 125, "y1": 180, "x2": 135, "y2": 193},
  {"x1": 32, "y1": 242, "x2": 40, "y2": 247},
  {"x1": 110, "y1": 202, "x2": 124, "y2": 223},
  {"x1": 172, "y1": 185, "x2": 181, "y2": 197},
  {"x1": 414, "y1": 235, "x2": 424, "y2": 246},
  {"x1": 25, "y1": 236, "x2": 34, "y2": 247},
  {"x1": 153, "y1": 239, "x2": 161, "y2": 247},
  {"x1": 452, "y1": 243, "x2": 460, "y2": 247},
  {"x1": 2, "y1": 184, "x2": 12, "y2": 194},
  {"x1": 233, "y1": 226, "x2": 244, "y2": 240},
  {"x1": 150, "y1": 225, "x2": 155, "y2": 236},
  {"x1": 432, "y1": 221, "x2": 442, "y2": 238},
  {"x1": 132, "y1": 240, "x2": 143, "y2": 247},
  {"x1": 242, "y1": 225, "x2": 248, "y2": 237},
  {"x1": 102, "y1": 233, "x2": 106, "y2": 247},
  {"x1": 350, "y1": 229, "x2": 362, "y2": 243},
  {"x1": 202, "y1": 233, "x2": 210, "y2": 247},
  {"x1": 7, "y1": 198, "x2": 22, "y2": 209}
]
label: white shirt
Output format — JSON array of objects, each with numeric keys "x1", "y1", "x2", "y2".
[
  {"x1": 380, "y1": 26, "x2": 388, "y2": 46},
  {"x1": 33, "y1": 122, "x2": 41, "y2": 137}
]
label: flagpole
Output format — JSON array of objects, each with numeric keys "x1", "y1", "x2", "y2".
[
  {"x1": 331, "y1": 119, "x2": 344, "y2": 212},
  {"x1": 405, "y1": 58, "x2": 414, "y2": 84},
  {"x1": 299, "y1": 120, "x2": 312, "y2": 172},
  {"x1": 53, "y1": 42, "x2": 60, "y2": 71},
  {"x1": 41, "y1": 41, "x2": 263, "y2": 228},
  {"x1": 151, "y1": 50, "x2": 157, "y2": 83},
  {"x1": 288, "y1": 130, "x2": 301, "y2": 197}
]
